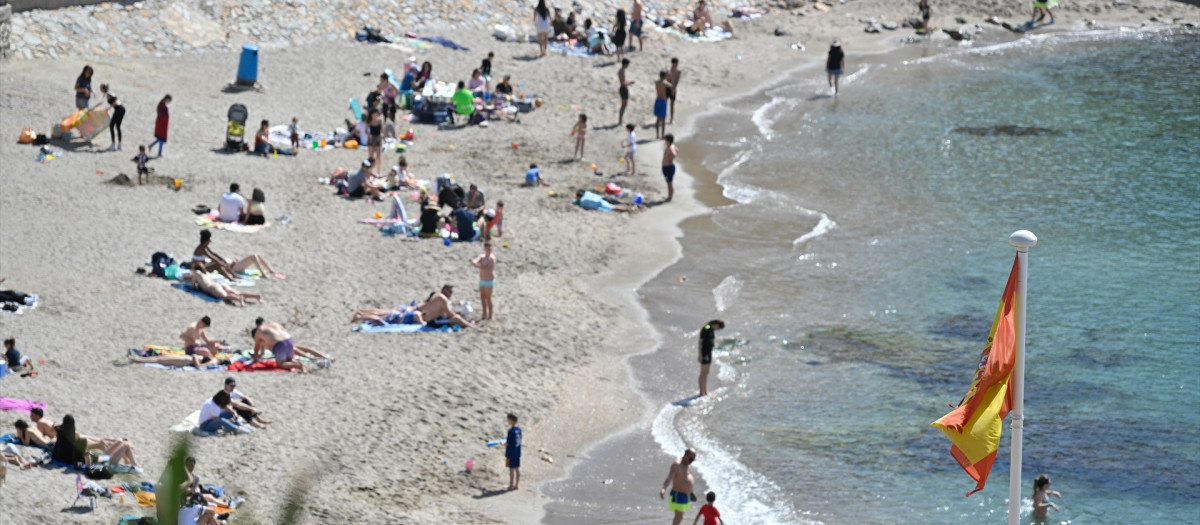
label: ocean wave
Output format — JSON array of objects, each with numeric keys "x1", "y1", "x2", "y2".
[
  {"x1": 712, "y1": 275, "x2": 742, "y2": 312},
  {"x1": 751, "y1": 96, "x2": 791, "y2": 139},
  {"x1": 792, "y1": 214, "x2": 837, "y2": 246},
  {"x1": 651, "y1": 397, "x2": 812, "y2": 524}
]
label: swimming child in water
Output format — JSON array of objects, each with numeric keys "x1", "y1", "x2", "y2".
[{"x1": 1031, "y1": 474, "x2": 1062, "y2": 519}]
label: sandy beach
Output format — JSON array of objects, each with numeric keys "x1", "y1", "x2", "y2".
[{"x1": 2, "y1": 1, "x2": 1196, "y2": 523}]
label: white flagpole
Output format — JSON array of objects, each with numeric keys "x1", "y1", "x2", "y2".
[{"x1": 1007, "y1": 230, "x2": 1037, "y2": 525}]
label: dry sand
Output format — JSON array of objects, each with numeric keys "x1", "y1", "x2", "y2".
[{"x1": 1, "y1": 1, "x2": 1194, "y2": 523}]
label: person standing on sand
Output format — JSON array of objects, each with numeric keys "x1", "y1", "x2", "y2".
[
  {"x1": 74, "y1": 65, "x2": 93, "y2": 110},
  {"x1": 662, "y1": 133, "x2": 678, "y2": 202},
  {"x1": 826, "y1": 41, "x2": 845, "y2": 96},
  {"x1": 181, "y1": 316, "x2": 225, "y2": 358},
  {"x1": 654, "y1": 71, "x2": 673, "y2": 139},
  {"x1": 666, "y1": 58, "x2": 682, "y2": 124},
  {"x1": 148, "y1": 94, "x2": 172, "y2": 157},
  {"x1": 660, "y1": 448, "x2": 698, "y2": 525},
  {"x1": 918, "y1": 0, "x2": 933, "y2": 34},
  {"x1": 613, "y1": 9, "x2": 629, "y2": 62},
  {"x1": 95, "y1": 84, "x2": 125, "y2": 150},
  {"x1": 471, "y1": 241, "x2": 497, "y2": 321},
  {"x1": 618, "y1": 59, "x2": 635, "y2": 125},
  {"x1": 697, "y1": 320, "x2": 724, "y2": 397},
  {"x1": 534, "y1": 0, "x2": 552, "y2": 57},
  {"x1": 504, "y1": 413, "x2": 522, "y2": 490},
  {"x1": 622, "y1": 124, "x2": 637, "y2": 176},
  {"x1": 630, "y1": 0, "x2": 646, "y2": 51}
]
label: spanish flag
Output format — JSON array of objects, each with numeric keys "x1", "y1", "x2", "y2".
[{"x1": 932, "y1": 255, "x2": 1019, "y2": 497}]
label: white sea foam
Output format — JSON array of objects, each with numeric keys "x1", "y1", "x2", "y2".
[
  {"x1": 792, "y1": 214, "x2": 837, "y2": 246},
  {"x1": 712, "y1": 275, "x2": 742, "y2": 312},
  {"x1": 751, "y1": 96, "x2": 790, "y2": 139}
]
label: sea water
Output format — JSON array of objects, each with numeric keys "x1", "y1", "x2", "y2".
[{"x1": 545, "y1": 29, "x2": 1199, "y2": 524}]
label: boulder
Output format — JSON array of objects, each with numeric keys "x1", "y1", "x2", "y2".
[
  {"x1": 903, "y1": 16, "x2": 924, "y2": 29},
  {"x1": 882, "y1": 21, "x2": 898, "y2": 30},
  {"x1": 774, "y1": 26, "x2": 792, "y2": 36},
  {"x1": 955, "y1": 16, "x2": 968, "y2": 24},
  {"x1": 859, "y1": 16, "x2": 876, "y2": 24},
  {"x1": 864, "y1": 22, "x2": 882, "y2": 33}
]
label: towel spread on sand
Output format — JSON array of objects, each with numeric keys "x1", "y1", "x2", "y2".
[
  {"x1": 419, "y1": 36, "x2": 469, "y2": 51},
  {"x1": 130, "y1": 345, "x2": 307, "y2": 372},
  {"x1": 651, "y1": 23, "x2": 733, "y2": 42},
  {"x1": 353, "y1": 322, "x2": 457, "y2": 333},
  {"x1": 548, "y1": 41, "x2": 596, "y2": 58},
  {"x1": 0, "y1": 397, "x2": 48, "y2": 413},
  {"x1": 172, "y1": 282, "x2": 224, "y2": 303},
  {"x1": 169, "y1": 410, "x2": 202, "y2": 433},
  {"x1": 195, "y1": 211, "x2": 266, "y2": 233}
]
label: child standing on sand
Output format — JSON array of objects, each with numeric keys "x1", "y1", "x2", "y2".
[
  {"x1": 693, "y1": 491, "x2": 725, "y2": 525},
  {"x1": 1032, "y1": 474, "x2": 1063, "y2": 519},
  {"x1": 622, "y1": 124, "x2": 637, "y2": 176},
  {"x1": 288, "y1": 117, "x2": 300, "y2": 150},
  {"x1": 571, "y1": 113, "x2": 588, "y2": 160},
  {"x1": 504, "y1": 413, "x2": 522, "y2": 490},
  {"x1": 133, "y1": 145, "x2": 151, "y2": 185}
]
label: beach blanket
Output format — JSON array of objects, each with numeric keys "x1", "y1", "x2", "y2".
[
  {"x1": 0, "y1": 397, "x2": 48, "y2": 413},
  {"x1": 548, "y1": 41, "x2": 596, "y2": 58},
  {"x1": 195, "y1": 211, "x2": 266, "y2": 233},
  {"x1": 76, "y1": 107, "x2": 111, "y2": 141},
  {"x1": 132, "y1": 345, "x2": 233, "y2": 370},
  {"x1": 168, "y1": 410, "x2": 202, "y2": 433},
  {"x1": 419, "y1": 36, "x2": 469, "y2": 51},
  {"x1": 2, "y1": 433, "x2": 52, "y2": 450},
  {"x1": 171, "y1": 282, "x2": 223, "y2": 303},
  {"x1": 131, "y1": 346, "x2": 306, "y2": 372},
  {"x1": 268, "y1": 124, "x2": 326, "y2": 148},
  {"x1": 651, "y1": 23, "x2": 733, "y2": 42},
  {"x1": 227, "y1": 359, "x2": 290, "y2": 372},
  {"x1": 353, "y1": 322, "x2": 458, "y2": 333}
]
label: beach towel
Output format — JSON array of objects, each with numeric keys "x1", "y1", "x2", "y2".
[
  {"x1": 226, "y1": 359, "x2": 289, "y2": 372},
  {"x1": 0, "y1": 397, "x2": 48, "y2": 413},
  {"x1": 171, "y1": 282, "x2": 224, "y2": 303},
  {"x1": 548, "y1": 41, "x2": 596, "y2": 58},
  {"x1": 2, "y1": 433, "x2": 51, "y2": 450},
  {"x1": 76, "y1": 107, "x2": 111, "y2": 141},
  {"x1": 195, "y1": 211, "x2": 266, "y2": 233},
  {"x1": 419, "y1": 36, "x2": 469, "y2": 51},
  {"x1": 169, "y1": 410, "x2": 202, "y2": 433},
  {"x1": 269, "y1": 124, "x2": 326, "y2": 147},
  {"x1": 353, "y1": 322, "x2": 457, "y2": 333},
  {"x1": 651, "y1": 23, "x2": 733, "y2": 42},
  {"x1": 131, "y1": 345, "x2": 234, "y2": 371}
]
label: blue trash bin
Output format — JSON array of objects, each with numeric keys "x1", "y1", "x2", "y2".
[{"x1": 236, "y1": 44, "x2": 259, "y2": 86}]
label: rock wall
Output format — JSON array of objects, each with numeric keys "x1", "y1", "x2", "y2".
[
  {"x1": 5, "y1": 0, "x2": 108, "y2": 13},
  {"x1": 5, "y1": 0, "x2": 736, "y2": 61},
  {"x1": 1, "y1": 5, "x2": 10, "y2": 61}
]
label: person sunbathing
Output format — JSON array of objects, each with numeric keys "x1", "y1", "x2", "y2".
[
  {"x1": 192, "y1": 229, "x2": 285, "y2": 280},
  {"x1": 128, "y1": 351, "x2": 230, "y2": 368},
  {"x1": 1, "y1": 449, "x2": 33, "y2": 470},
  {"x1": 13, "y1": 420, "x2": 54, "y2": 448},
  {"x1": 574, "y1": 189, "x2": 642, "y2": 212},
  {"x1": 30, "y1": 408, "x2": 57, "y2": 438},
  {"x1": 52, "y1": 415, "x2": 143, "y2": 471},
  {"x1": 189, "y1": 271, "x2": 264, "y2": 306},
  {"x1": 416, "y1": 285, "x2": 474, "y2": 328},
  {"x1": 351, "y1": 304, "x2": 425, "y2": 325},
  {"x1": 251, "y1": 318, "x2": 333, "y2": 372}
]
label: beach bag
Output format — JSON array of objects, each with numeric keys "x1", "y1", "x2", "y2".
[
  {"x1": 34, "y1": 134, "x2": 49, "y2": 145},
  {"x1": 84, "y1": 464, "x2": 114, "y2": 480},
  {"x1": 18, "y1": 127, "x2": 36, "y2": 144},
  {"x1": 150, "y1": 252, "x2": 175, "y2": 278}
]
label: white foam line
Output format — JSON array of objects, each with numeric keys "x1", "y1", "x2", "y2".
[
  {"x1": 793, "y1": 214, "x2": 837, "y2": 246},
  {"x1": 751, "y1": 96, "x2": 789, "y2": 139}
]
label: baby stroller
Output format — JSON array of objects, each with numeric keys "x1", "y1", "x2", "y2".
[{"x1": 226, "y1": 103, "x2": 248, "y2": 151}]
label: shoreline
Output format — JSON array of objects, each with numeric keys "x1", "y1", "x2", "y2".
[{"x1": 536, "y1": 17, "x2": 1198, "y2": 524}]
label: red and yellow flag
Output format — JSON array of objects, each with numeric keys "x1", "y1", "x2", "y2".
[{"x1": 932, "y1": 255, "x2": 1019, "y2": 497}]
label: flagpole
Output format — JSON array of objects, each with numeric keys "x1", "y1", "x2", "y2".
[{"x1": 1007, "y1": 230, "x2": 1037, "y2": 525}]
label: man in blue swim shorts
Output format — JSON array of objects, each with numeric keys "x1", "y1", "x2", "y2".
[
  {"x1": 659, "y1": 448, "x2": 697, "y2": 525},
  {"x1": 661, "y1": 133, "x2": 678, "y2": 203},
  {"x1": 631, "y1": 0, "x2": 645, "y2": 51},
  {"x1": 653, "y1": 70, "x2": 673, "y2": 139}
]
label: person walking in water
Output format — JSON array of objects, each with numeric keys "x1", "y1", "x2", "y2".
[
  {"x1": 697, "y1": 320, "x2": 724, "y2": 397},
  {"x1": 659, "y1": 448, "x2": 697, "y2": 525},
  {"x1": 826, "y1": 41, "x2": 844, "y2": 96},
  {"x1": 149, "y1": 94, "x2": 172, "y2": 157},
  {"x1": 1032, "y1": 474, "x2": 1063, "y2": 520}
]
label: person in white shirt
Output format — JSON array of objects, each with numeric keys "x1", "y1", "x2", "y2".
[
  {"x1": 217, "y1": 183, "x2": 247, "y2": 223},
  {"x1": 622, "y1": 124, "x2": 637, "y2": 176},
  {"x1": 198, "y1": 390, "x2": 250, "y2": 435}
]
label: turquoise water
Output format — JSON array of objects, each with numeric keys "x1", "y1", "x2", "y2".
[{"x1": 545, "y1": 29, "x2": 1199, "y2": 524}]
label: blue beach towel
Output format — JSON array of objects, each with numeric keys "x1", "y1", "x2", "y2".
[
  {"x1": 420, "y1": 36, "x2": 469, "y2": 51},
  {"x1": 548, "y1": 41, "x2": 595, "y2": 58},
  {"x1": 353, "y1": 322, "x2": 456, "y2": 333},
  {"x1": 171, "y1": 283, "x2": 223, "y2": 303}
]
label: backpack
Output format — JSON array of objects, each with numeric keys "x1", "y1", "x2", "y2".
[
  {"x1": 150, "y1": 252, "x2": 175, "y2": 278},
  {"x1": 84, "y1": 464, "x2": 114, "y2": 480}
]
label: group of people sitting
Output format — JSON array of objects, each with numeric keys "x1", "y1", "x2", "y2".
[
  {"x1": 416, "y1": 178, "x2": 502, "y2": 242},
  {"x1": 334, "y1": 154, "x2": 419, "y2": 200},
  {"x1": 351, "y1": 284, "x2": 474, "y2": 329},
  {"x1": 158, "y1": 455, "x2": 246, "y2": 525},
  {"x1": 197, "y1": 377, "x2": 270, "y2": 435},
  {"x1": 8, "y1": 409, "x2": 143, "y2": 472},
  {"x1": 127, "y1": 316, "x2": 332, "y2": 373}
]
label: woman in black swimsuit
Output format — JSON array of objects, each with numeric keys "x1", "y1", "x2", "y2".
[
  {"x1": 367, "y1": 108, "x2": 384, "y2": 171},
  {"x1": 697, "y1": 320, "x2": 725, "y2": 397},
  {"x1": 97, "y1": 84, "x2": 125, "y2": 150},
  {"x1": 613, "y1": 9, "x2": 628, "y2": 62}
]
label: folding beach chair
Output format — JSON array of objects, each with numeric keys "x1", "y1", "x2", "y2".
[{"x1": 71, "y1": 473, "x2": 96, "y2": 510}]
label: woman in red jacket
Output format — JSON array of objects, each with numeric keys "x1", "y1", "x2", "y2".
[{"x1": 148, "y1": 94, "x2": 172, "y2": 157}]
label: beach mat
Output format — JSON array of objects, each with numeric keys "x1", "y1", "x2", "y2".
[
  {"x1": 195, "y1": 211, "x2": 266, "y2": 233},
  {"x1": 171, "y1": 282, "x2": 223, "y2": 302},
  {"x1": 548, "y1": 41, "x2": 595, "y2": 58},
  {"x1": 227, "y1": 359, "x2": 289, "y2": 372},
  {"x1": 0, "y1": 397, "x2": 48, "y2": 413},
  {"x1": 353, "y1": 322, "x2": 456, "y2": 333},
  {"x1": 168, "y1": 410, "x2": 202, "y2": 433}
]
